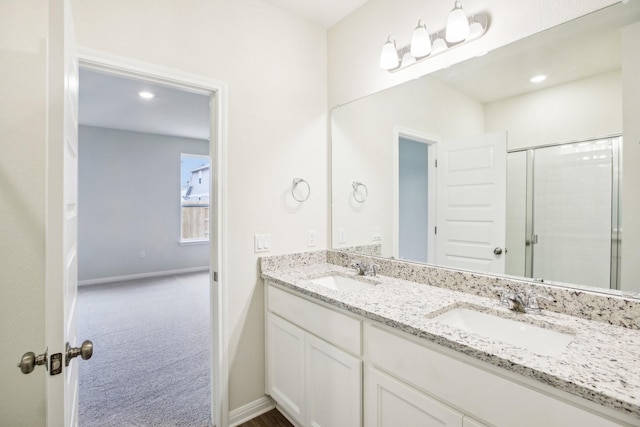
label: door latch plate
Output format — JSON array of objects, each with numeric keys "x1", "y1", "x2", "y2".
[{"x1": 50, "y1": 353, "x2": 62, "y2": 375}]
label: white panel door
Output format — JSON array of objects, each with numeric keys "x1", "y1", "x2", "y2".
[
  {"x1": 306, "y1": 334, "x2": 362, "y2": 427},
  {"x1": 46, "y1": 0, "x2": 82, "y2": 424},
  {"x1": 268, "y1": 314, "x2": 306, "y2": 425},
  {"x1": 436, "y1": 132, "x2": 507, "y2": 274},
  {"x1": 364, "y1": 366, "x2": 463, "y2": 427}
]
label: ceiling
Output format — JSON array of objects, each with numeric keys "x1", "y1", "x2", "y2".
[
  {"x1": 260, "y1": 0, "x2": 369, "y2": 28},
  {"x1": 430, "y1": 2, "x2": 640, "y2": 104},
  {"x1": 79, "y1": 68, "x2": 211, "y2": 140}
]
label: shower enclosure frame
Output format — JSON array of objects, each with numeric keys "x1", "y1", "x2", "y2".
[{"x1": 508, "y1": 135, "x2": 622, "y2": 290}]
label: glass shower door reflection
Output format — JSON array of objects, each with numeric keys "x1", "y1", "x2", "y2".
[{"x1": 531, "y1": 139, "x2": 614, "y2": 289}]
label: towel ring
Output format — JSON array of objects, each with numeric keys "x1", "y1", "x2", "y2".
[
  {"x1": 352, "y1": 181, "x2": 368, "y2": 203},
  {"x1": 292, "y1": 178, "x2": 311, "y2": 202}
]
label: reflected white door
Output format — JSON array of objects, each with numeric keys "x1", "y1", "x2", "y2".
[
  {"x1": 46, "y1": 0, "x2": 81, "y2": 425},
  {"x1": 436, "y1": 132, "x2": 507, "y2": 274}
]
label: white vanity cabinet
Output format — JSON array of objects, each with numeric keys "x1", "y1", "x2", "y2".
[
  {"x1": 365, "y1": 365, "x2": 467, "y2": 426},
  {"x1": 265, "y1": 282, "x2": 634, "y2": 427},
  {"x1": 365, "y1": 323, "x2": 626, "y2": 427},
  {"x1": 266, "y1": 285, "x2": 362, "y2": 427}
]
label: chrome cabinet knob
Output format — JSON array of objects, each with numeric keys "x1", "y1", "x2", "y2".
[
  {"x1": 65, "y1": 340, "x2": 93, "y2": 367},
  {"x1": 493, "y1": 247, "x2": 503, "y2": 255},
  {"x1": 18, "y1": 350, "x2": 47, "y2": 374}
]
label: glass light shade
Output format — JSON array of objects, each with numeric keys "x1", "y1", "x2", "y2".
[
  {"x1": 446, "y1": 1, "x2": 470, "y2": 43},
  {"x1": 431, "y1": 37, "x2": 447, "y2": 55},
  {"x1": 468, "y1": 20, "x2": 484, "y2": 40},
  {"x1": 379, "y1": 39, "x2": 399, "y2": 70},
  {"x1": 410, "y1": 22, "x2": 431, "y2": 58}
]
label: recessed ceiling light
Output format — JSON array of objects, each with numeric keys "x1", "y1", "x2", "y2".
[
  {"x1": 530, "y1": 75, "x2": 547, "y2": 83},
  {"x1": 138, "y1": 91, "x2": 155, "y2": 99}
]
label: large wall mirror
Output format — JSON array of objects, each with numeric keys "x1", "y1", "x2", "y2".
[{"x1": 331, "y1": 2, "x2": 640, "y2": 295}]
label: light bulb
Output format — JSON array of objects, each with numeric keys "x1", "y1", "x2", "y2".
[
  {"x1": 379, "y1": 37, "x2": 400, "y2": 70},
  {"x1": 410, "y1": 21, "x2": 432, "y2": 58},
  {"x1": 431, "y1": 37, "x2": 447, "y2": 55},
  {"x1": 467, "y1": 19, "x2": 484, "y2": 40},
  {"x1": 445, "y1": 1, "x2": 470, "y2": 43}
]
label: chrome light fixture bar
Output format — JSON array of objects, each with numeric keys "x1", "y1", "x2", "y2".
[{"x1": 380, "y1": 9, "x2": 489, "y2": 72}]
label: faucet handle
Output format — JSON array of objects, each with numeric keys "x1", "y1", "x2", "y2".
[
  {"x1": 526, "y1": 293, "x2": 553, "y2": 311},
  {"x1": 365, "y1": 263, "x2": 380, "y2": 277}
]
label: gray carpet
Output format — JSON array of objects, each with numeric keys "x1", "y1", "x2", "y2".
[{"x1": 78, "y1": 272, "x2": 213, "y2": 427}]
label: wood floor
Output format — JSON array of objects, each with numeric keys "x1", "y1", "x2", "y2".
[{"x1": 238, "y1": 409, "x2": 294, "y2": 427}]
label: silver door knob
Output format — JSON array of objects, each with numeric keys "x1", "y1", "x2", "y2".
[
  {"x1": 65, "y1": 340, "x2": 93, "y2": 367},
  {"x1": 493, "y1": 247, "x2": 503, "y2": 255},
  {"x1": 18, "y1": 350, "x2": 48, "y2": 374}
]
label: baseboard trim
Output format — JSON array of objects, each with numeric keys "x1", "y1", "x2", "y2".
[
  {"x1": 228, "y1": 396, "x2": 275, "y2": 427},
  {"x1": 78, "y1": 266, "x2": 210, "y2": 286}
]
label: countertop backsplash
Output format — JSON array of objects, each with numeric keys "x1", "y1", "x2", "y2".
[{"x1": 261, "y1": 249, "x2": 640, "y2": 330}]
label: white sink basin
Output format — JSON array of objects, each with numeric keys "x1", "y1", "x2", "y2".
[
  {"x1": 432, "y1": 307, "x2": 574, "y2": 357},
  {"x1": 310, "y1": 275, "x2": 374, "y2": 292}
]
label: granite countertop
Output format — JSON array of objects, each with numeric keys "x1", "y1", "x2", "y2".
[{"x1": 261, "y1": 262, "x2": 640, "y2": 420}]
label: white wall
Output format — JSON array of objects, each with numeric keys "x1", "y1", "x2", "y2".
[
  {"x1": 332, "y1": 76, "x2": 484, "y2": 256},
  {"x1": 621, "y1": 21, "x2": 640, "y2": 292},
  {"x1": 328, "y1": 0, "x2": 619, "y2": 108},
  {"x1": 0, "y1": 1, "x2": 48, "y2": 425},
  {"x1": 70, "y1": 0, "x2": 328, "y2": 413},
  {"x1": 485, "y1": 70, "x2": 622, "y2": 150},
  {"x1": 78, "y1": 126, "x2": 210, "y2": 282}
]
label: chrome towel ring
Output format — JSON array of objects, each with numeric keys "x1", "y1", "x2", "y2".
[
  {"x1": 352, "y1": 181, "x2": 368, "y2": 203},
  {"x1": 292, "y1": 178, "x2": 311, "y2": 202}
]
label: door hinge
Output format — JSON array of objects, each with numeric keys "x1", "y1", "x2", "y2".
[
  {"x1": 434, "y1": 226, "x2": 437, "y2": 235},
  {"x1": 435, "y1": 159, "x2": 438, "y2": 167},
  {"x1": 213, "y1": 271, "x2": 218, "y2": 282}
]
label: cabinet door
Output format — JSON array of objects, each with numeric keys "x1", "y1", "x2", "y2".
[
  {"x1": 306, "y1": 334, "x2": 362, "y2": 427},
  {"x1": 365, "y1": 366, "x2": 463, "y2": 427},
  {"x1": 268, "y1": 314, "x2": 306, "y2": 425}
]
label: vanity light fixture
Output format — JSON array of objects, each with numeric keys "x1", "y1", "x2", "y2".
[
  {"x1": 410, "y1": 20, "x2": 431, "y2": 58},
  {"x1": 380, "y1": 37, "x2": 400, "y2": 70},
  {"x1": 445, "y1": 1, "x2": 470, "y2": 43},
  {"x1": 138, "y1": 91, "x2": 155, "y2": 99},
  {"x1": 530, "y1": 75, "x2": 547, "y2": 83},
  {"x1": 379, "y1": 1, "x2": 488, "y2": 72}
]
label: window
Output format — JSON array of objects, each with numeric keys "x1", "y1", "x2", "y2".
[{"x1": 181, "y1": 154, "x2": 210, "y2": 242}]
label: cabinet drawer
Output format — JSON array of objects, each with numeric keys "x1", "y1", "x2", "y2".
[
  {"x1": 268, "y1": 285, "x2": 362, "y2": 355},
  {"x1": 365, "y1": 323, "x2": 622, "y2": 427}
]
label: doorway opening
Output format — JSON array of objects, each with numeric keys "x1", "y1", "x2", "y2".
[
  {"x1": 394, "y1": 129, "x2": 437, "y2": 263},
  {"x1": 76, "y1": 58, "x2": 225, "y2": 426}
]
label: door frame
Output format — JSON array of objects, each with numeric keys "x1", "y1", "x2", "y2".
[
  {"x1": 392, "y1": 127, "x2": 438, "y2": 262},
  {"x1": 77, "y1": 48, "x2": 229, "y2": 427}
]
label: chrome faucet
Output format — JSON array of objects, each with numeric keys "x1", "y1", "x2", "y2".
[
  {"x1": 351, "y1": 261, "x2": 366, "y2": 275},
  {"x1": 500, "y1": 291, "x2": 527, "y2": 313},
  {"x1": 351, "y1": 261, "x2": 380, "y2": 277},
  {"x1": 498, "y1": 288, "x2": 553, "y2": 313}
]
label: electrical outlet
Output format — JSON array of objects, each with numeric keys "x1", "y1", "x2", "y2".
[
  {"x1": 254, "y1": 234, "x2": 271, "y2": 253},
  {"x1": 308, "y1": 230, "x2": 316, "y2": 247}
]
